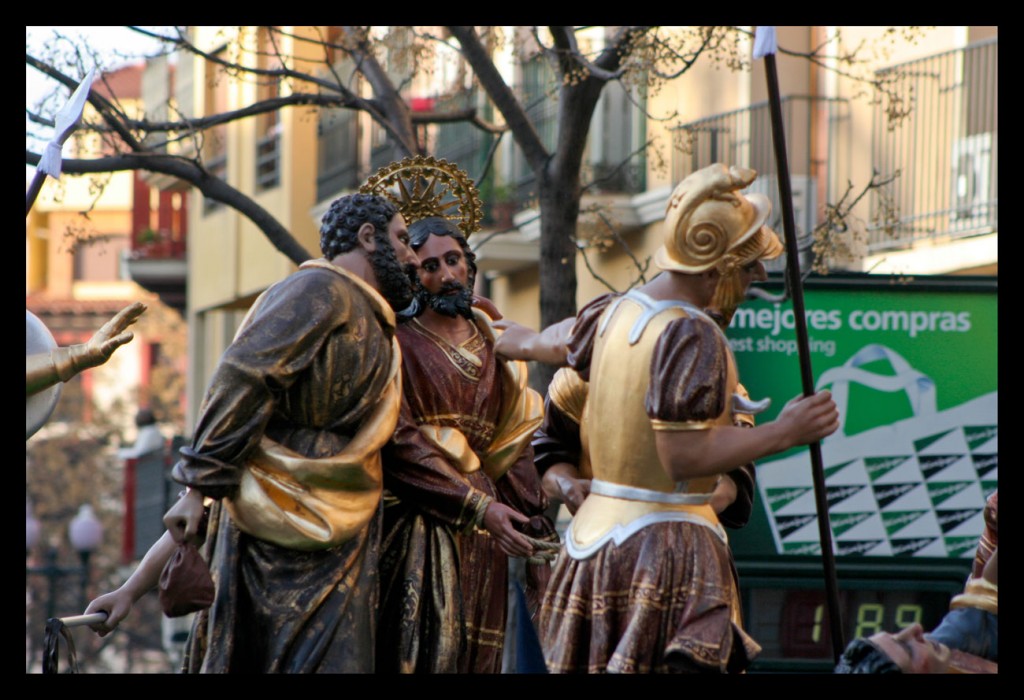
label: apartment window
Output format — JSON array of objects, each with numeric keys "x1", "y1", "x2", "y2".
[
  {"x1": 509, "y1": 55, "x2": 558, "y2": 204},
  {"x1": 255, "y1": 26, "x2": 282, "y2": 191},
  {"x1": 203, "y1": 47, "x2": 230, "y2": 214},
  {"x1": 587, "y1": 81, "x2": 645, "y2": 194},
  {"x1": 317, "y1": 107, "x2": 360, "y2": 202},
  {"x1": 317, "y1": 44, "x2": 361, "y2": 202},
  {"x1": 73, "y1": 234, "x2": 130, "y2": 282}
]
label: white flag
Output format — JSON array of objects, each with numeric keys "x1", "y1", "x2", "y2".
[
  {"x1": 753, "y1": 26, "x2": 778, "y2": 59},
  {"x1": 37, "y1": 67, "x2": 96, "y2": 179}
]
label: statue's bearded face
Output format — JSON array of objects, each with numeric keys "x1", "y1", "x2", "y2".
[
  {"x1": 413, "y1": 234, "x2": 476, "y2": 320},
  {"x1": 370, "y1": 214, "x2": 418, "y2": 312}
]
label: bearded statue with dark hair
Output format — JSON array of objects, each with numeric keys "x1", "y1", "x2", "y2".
[
  {"x1": 320, "y1": 193, "x2": 416, "y2": 312},
  {"x1": 407, "y1": 216, "x2": 478, "y2": 320},
  {"x1": 377, "y1": 213, "x2": 553, "y2": 674}
]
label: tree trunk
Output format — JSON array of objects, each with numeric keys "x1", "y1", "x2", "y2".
[{"x1": 533, "y1": 170, "x2": 581, "y2": 391}]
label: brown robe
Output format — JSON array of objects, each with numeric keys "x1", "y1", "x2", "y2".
[
  {"x1": 172, "y1": 263, "x2": 396, "y2": 673},
  {"x1": 378, "y1": 316, "x2": 552, "y2": 673}
]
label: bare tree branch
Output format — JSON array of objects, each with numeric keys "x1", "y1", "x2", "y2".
[
  {"x1": 339, "y1": 26, "x2": 418, "y2": 155},
  {"x1": 547, "y1": 26, "x2": 654, "y2": 81},
  {"x1": 27, "y1": 149, "x2": 312, "y2": 265},
  {"x1": 576, "y1": 239, "x2": 619, "y2": 294},
  {"x1": 589, "y1": 205, "x2": 651, "y2": 289},
  {"x1": 448, "y1": 26, "x2": 550, "y2": 173},
  {"x1": 646, "y1": 27, "x2": 718, "y2": 80}
]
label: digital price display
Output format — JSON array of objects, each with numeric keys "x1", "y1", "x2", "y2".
[{"x1": 736, "y1": 559, "x2": 970, "y2": 672}]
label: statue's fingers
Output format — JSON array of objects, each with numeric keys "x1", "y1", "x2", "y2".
[
  {"x1": 100, "y1": 331, "x2": 134, "y2": 355},
  {"x1": 102, "y1": 302, "x2": 147, "y2": 335}
]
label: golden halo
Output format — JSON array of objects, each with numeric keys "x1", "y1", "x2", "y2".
[{"x1": 359, "y1": 155, "x2": 483, "y2": 237}]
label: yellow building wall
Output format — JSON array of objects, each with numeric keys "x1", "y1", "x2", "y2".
[
  {"x1": 186, "y1": 26, "x2": 323, "y2": 314},
  {"x1": 181, "y1": 26, "x2": 329, "y2": 424}
]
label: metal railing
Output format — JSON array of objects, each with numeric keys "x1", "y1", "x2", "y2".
[
  {"x1": 317, "y1": 108, "x2": 361, "y2": 202},
  {"x1": 869, "y1": 38, "x2": 997, "y2": 252},
  {"x1": 255, "y1": 132, "x2": 280, "y2": 191}
]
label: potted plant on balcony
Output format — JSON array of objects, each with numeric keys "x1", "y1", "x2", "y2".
[
  {"x1": 487, "y1": 182, "x2": 518, "y2": 230},
  {"x1": 135, "y1": 228, "x2": 172, "y2": 259}
]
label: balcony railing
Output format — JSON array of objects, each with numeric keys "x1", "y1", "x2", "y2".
[
  {"x1": 130, "y1": 233, "x2": 187, "y2": 260},
  {"x1": 869, "y1": 38, "x2": 997, "y2": 252},
  {"x1": 317, "y1": 108, "x2": 360, "y2": 202},
  {"x1": 255, "y1": 132, "x2": 280, "y2": 191}
]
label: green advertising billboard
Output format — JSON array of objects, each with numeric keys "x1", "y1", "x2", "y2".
[{"x1": 726, "y1": 274, "x2": 997, "y2": 561}]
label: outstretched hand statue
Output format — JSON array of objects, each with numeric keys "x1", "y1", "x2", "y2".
[{"x1": 27, "y1": 301, "x2": 146, "y2": 397}]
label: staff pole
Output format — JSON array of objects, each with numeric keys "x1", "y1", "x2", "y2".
[{"x1": 754, "y1": 26, "x2": 845, "y2": 662}]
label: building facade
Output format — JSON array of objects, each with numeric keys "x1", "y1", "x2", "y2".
[{"x1": 138, "y1": 26, "x2": 996, "y2": 429}]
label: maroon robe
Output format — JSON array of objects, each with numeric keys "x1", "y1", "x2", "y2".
[{"x1": 378, "y1": 316, "x2": 552, "y2": 673}]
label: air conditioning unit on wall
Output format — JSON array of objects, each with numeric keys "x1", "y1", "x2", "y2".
[
  {"x1": 951, "y1": 133, "x2": 995, "y2": 227},
  {"x1": 743, "y1": 175, "x2": 818, "y2": 273},
  {"x1": 744, "y1": 175, "x2": 818, "y2": 238}
]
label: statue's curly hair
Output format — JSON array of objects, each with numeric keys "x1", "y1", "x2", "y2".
[
  {"x1": 834, "y1": 638, "x2": 902, "y2": 674},
  {"x1": 319, "y1": 193, "x2": 399, "y2": 259}
]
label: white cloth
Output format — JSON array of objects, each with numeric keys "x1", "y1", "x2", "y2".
[
  {"x1": 37, "y1": 67, "x2": 96, "y2": 179},
  {"x1": 119, "y1": 424, "x2": 166, "y2": 459},
  {"x1": 753, "y1": 26, "x2": 778, "y2": 59}
]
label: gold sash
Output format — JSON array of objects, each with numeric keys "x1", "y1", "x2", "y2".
[{"x1": 225, "y1": 260, "x2": 401, "y2": 550}]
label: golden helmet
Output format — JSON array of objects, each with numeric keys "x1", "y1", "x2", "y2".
[{"x1": 655, "y1": 163, "x2": 781, "y2": 274}]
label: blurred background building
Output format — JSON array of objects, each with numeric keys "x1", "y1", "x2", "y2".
[{"x1": 26, "y1": 60, "x2": 187, "y2": 672}]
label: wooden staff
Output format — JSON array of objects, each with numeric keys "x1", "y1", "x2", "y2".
[{"x1": 754, "y1": 26, "x2": 845, "y2": 662}]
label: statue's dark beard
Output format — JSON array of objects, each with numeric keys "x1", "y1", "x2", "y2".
[
  {"x1": 370, "y1": 233, "x2": 416, "y2": 311},
  {"x1": 415, "y1": 278, "x2": 475, "y2": 320}
]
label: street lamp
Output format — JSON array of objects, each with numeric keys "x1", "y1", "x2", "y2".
[{"x1": 26, "y1": 502, "x2": 104, "y2": 621}]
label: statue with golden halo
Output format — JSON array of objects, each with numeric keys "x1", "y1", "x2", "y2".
[
  {"x1": 362, "y1": 156, "x2": 557, "y2": 673},
  {"x1": 497, "y1": 163, "x2": 839, "y2": 673},
  {"x1": 360, "y1": 155, "x2": 484, "y2": 238}
]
